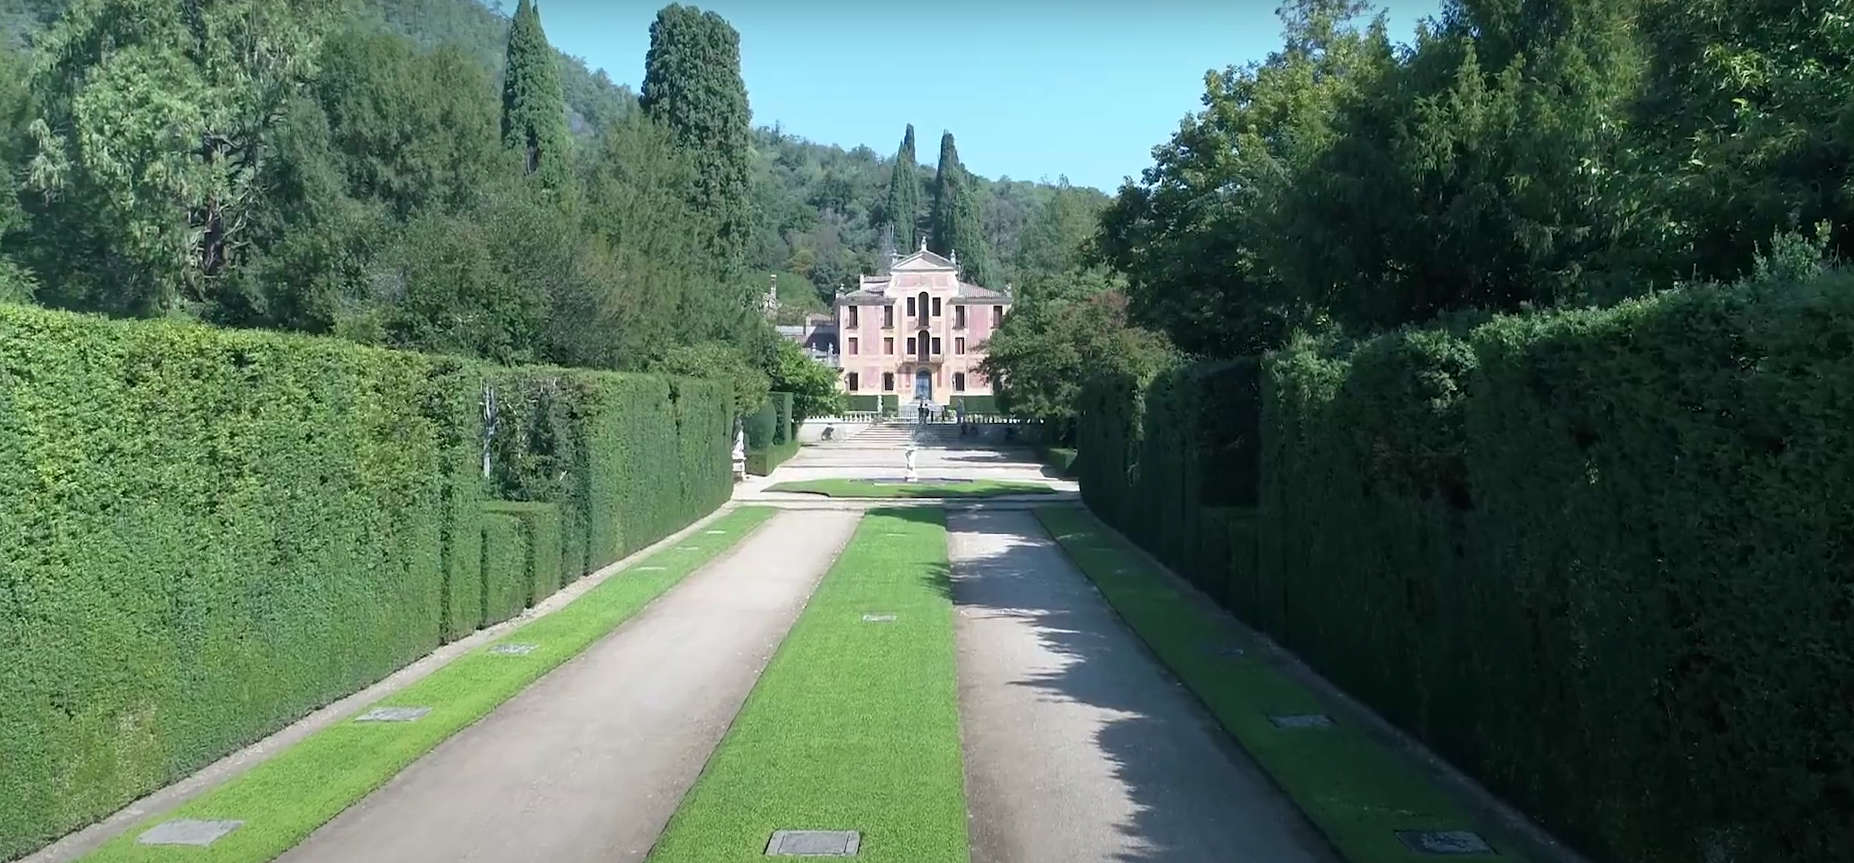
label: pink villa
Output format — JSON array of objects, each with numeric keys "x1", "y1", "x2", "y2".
[{"x1": 835, "y1": 245, "x2": 1011, "y2": 409}]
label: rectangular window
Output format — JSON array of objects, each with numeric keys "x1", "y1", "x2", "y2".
[
  {"x1": 991, "y1": 305, "x2": 1003, "y2": 326},
  {"x1": 906, "y1": 337, "x2": 916, "y2": 354},
  {"x1": 955, "y1": 337, "x2": 965, "y2": 354},
  {"x1": 931, "y1": 337, "x2": 942, "y2": 354},
  {"x1": 848, "y1": 337, "x2": 858, "y2": 355},
  {"x1": 932, "y1": 297, "x2": 942, "y2": 316},
  {"x1": 954, "y1": 306, "x2": 966, "y2": 328},
  {"x1": 883, "y1": 337, "x2": 894, "y2": 354},
  {"x1": 883, "y1": 306, "x2": 894, "y2": 327},
  {"x1": 906, "y1": 296, "x2": 916, "y2": 316},
  {"x1": 882, "y1": 372, "x2": 894, "y2": 391},
  {"x1": 847, "y1": 372, "x2": 860, "y2": 391},
  {"x1": 848, "y1": 306, "x2": 858, "y2": 327},
  {"x1": 954, "y1": 373, "x2": 966, "y2": 392}
]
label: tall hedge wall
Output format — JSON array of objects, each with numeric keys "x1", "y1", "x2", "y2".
[
  {"x1": 1076, "y1": 271, "x2": 1854, "y2": 862},
  {"x1": 0, "y1": 304, "x2": 731, "y2": 859},
  {"x1": 1076, "y1": 359, "x2": 1261, "y2": 603},
  {"x1": 772, "y1": 391, "x2": 794, "y2": 445}
]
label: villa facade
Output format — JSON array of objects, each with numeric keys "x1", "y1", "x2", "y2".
[{"x1": 834, "y1": 246, "x2": 1010, "y2": 407}]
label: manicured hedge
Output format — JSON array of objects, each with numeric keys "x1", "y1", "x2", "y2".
[
  {"x1": 744, "y1": 397, "x2": 778, "y2": 449},
  {"x1": 479, "y1": 501, "x2": 563, "y2": 616},
  {"x1": 1076, "y1": 358, "x2": 1260, "y2": 603},
  {"x1": 1076, "y1": 270, "x2": 1854, "y2": 863},
  {"x1": 772, "y1": 391, "x2": 794, "y2": 444},
  {"x1": 480, "y1": 511, "x2": 529, "y2": 627},
  {"x1": 845, "y1": 393, "x2": 898, "y2": 414},
  {"x1": 952, "y1": 394, "x2": 997, "y2": 414},
  {"x1": 746, "y1": 438, "x2": 800, "y2": 476},
  {"x1": 0, "y1": 304, "x2": 731, "y2": 859}
]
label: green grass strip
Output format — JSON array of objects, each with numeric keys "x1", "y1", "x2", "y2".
[
  {"x1": 1034, "y1": 506, "x2": 1526, "y2": 863},
  {"x1": 647, "y1": 508, "x2": 968, "y2": 863},
  {"x1": 81, "y1": 506, "x2": 777, "y2": 863},
  {"x1": 766, "y1": 478, "x2": 1054, "y2": 498}
]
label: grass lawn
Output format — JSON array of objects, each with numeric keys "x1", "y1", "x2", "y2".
[
  {"x1": 1035, "y1": 506, "x2": 1524, "y2": 863},
  {"x1": 767, "y1": 478, "x2": 1054, "y2": 498},
  {"x1": 647, "y1": 508, "x2": 968, "y2": 863},
  {"x1": 80, "y1": 506, "x2": 777, "y2": 863}
]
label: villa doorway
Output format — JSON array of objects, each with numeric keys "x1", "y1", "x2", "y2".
[{"x1": 914, "y1": 369, "x2": 933, "y2": 403}]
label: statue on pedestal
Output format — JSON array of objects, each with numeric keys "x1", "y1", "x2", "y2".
[{"x1": 903, "y1": 441, "x2": 918, "y2": 483}]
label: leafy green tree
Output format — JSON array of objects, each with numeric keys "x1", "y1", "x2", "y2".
[
  {"x1": 210, "y1": 93, "x2": 390, "y2": 333},
  {"x1": 977, "y1": 268, "x2": 1171, "y2": 438},
  {"x1": 318, "y1": 28, "x2": 502, "y2": 216},
  {"x1": 562, "y1": 111, "x2": 722, "y2": 369},
  {"x1": 1008, "y1": 178, "x2": 1103, "y2": 282},
  {"x1": 766, "y1": 337, "x2": 844, "y2": 421},
  {"x1": 1300, "y1": 0, "x2": 1652, "y2": 327},
  {"x1": 884, "y1": 124, "x2": 921, "y2": 250},
  {"x1": 929, "y1": 131, "x2": 996, "y2": 286},
  {"x1": 19, "y1": 0, "x2": 333, "y2": 316},
  {"x1": 640, "y1": 3, "x2": 753, "y2": 262},
  {"x1": 650, "y1": 340, "x2": 770, "y2": 420},
  {"x1": 381, "y1": 183, "x2": 553, "y2": 364},
  {"x1": 1633, "y1": 0, "x2": 1854, "y2": 280},
  {"x1": 0, "y1": 41, "x2": 35, "y2": 301},
  {"x1": 500, "y1": 0, "x2": 571, "y2": 190},
  {"x1": 1096, "y1": 0, "x2": 1392, "y2": 355}
]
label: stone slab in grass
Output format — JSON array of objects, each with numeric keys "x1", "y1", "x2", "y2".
[
  {"x1": 489, "y1": 642, "x2": 538, "y2": 656},
  {"x1": 1267, "y1": 713, "x2": 1334, "y2": 729},
  {"x1": 355, "y1": 706, "x2": 430, "y2": 723},
  {"x1": 138, "y1": 820, "x2": 242, "y2": 846},
  {"x1": 861, "y1": 613, "x2": 897, "y2": 623},
  {"x1": 765, "y1": 829, "x2": 861, "y2": 856},
  {"x1": 1396, "y1": 830, "x2": 1495, "y2": 855}
]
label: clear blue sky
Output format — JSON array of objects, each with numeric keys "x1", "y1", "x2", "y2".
[{"x1": 528, "y1": 1, "x2": 1441, "y2": 192}]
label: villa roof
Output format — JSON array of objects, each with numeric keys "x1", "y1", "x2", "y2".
[{"x1": 837, "y1": 247, "x2": 1012, "y2": 308}]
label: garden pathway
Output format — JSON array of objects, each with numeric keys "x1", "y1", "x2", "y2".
[
  {"x1": 275, "y1": 510, "x2": 858, "y2": 863},
  {"x1": 948, "y1": 509, "x2": 1339, "y2": 863}
]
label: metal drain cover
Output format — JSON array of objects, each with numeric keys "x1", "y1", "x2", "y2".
[{"x1": 766, "y1": 830, "x2": 861, "y2": 856}]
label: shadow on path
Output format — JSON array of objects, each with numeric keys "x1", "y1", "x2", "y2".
[{"x1": 948, "y1": 509, "x2": 1335, "y2": 863}]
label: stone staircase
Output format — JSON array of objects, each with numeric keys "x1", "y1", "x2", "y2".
[{"x1": 835, "y1": 420, "x2": 959, "y2": 449}]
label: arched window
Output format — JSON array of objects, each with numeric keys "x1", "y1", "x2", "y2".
[
  {"x1": 916, "y1": 329, "x2": 930, "y2": 361},
  {"x1": 917, "y1": 291, "x2": 930, "y2": 327}
]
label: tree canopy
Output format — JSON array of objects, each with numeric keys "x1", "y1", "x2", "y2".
[
  {"x1": 499, "y1": 0, "x2": 571, "y2": 190},
  {"x1": 884, "y1": 124, "x2": 921, "y2": 253},
  {"x1": 1094, "y1": 0, "x2": 1850, "y2": 358},
  {"x1": 929, "y1": 131, "x2": 997, "y2": 287},
  {"x1": 640, "y1": 3, "x2": 754, "y2": 264}
]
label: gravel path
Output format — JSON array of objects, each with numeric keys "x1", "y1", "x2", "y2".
[
  {"x1": 948, "y1": 509, "x2": 1338, "y2": 863},
  {"x1": 276, "y1": 510, "x2": 858, "y2": 863}
]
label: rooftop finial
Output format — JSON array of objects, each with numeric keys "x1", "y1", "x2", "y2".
[
  {"x1": 950, "y1": 248, "x2": 959, "y2": 266},
  {"x1": 918, "y1": 235, "x2": 927, "y2": 252}
]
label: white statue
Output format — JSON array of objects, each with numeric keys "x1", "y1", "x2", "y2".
[
  {"x1": 731, "y1": 424, "x2": 747, "y2": 480},
  {"x1": 903, "y1": 441, "x2": 918, "y2": 483}
]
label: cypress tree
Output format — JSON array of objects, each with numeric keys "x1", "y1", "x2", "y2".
[
  {"x1": 930, "y1": 131, "x2": 995, "y2": 286},
  {"x1": 885, "y1": 124, "x2": 920, "y2": 251},
  {"x1": 500, "y1": 0, "x2": 571, "y2": 190},
  {"x1": 640, "y1": 4, "x2": 754, "y2": 263}
]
